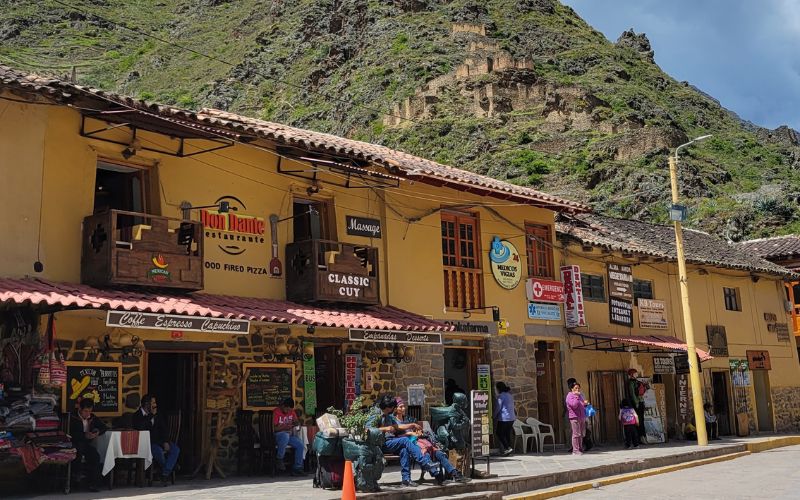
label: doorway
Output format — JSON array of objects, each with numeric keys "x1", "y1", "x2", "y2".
[
  {"x1": 711, "y1": 371, "x2": 733, "y2": 435},
  {"x1": 535, "y1": 341, "x2": 562, "y2": 442},
  {"x1": 314, "y1": 345, "x2": 343, "y2": 415},
  {"x1": 94, "y1": 161, "x2": 149, "y2": 214},
  {"x1": 146, "y1": 352, "x2": 201, "y2": 472},
  {"x1": 444, "y1": 346, "x2": 483, "y2": 404},
  {"x1": 752, "y1": 370, "x2": 774, "y2": 432},
  {"x1": 587, "y1": 371, "x2": 625, "y2": 444},
  {"x1": 293, "y1": 198, "x2": 335, "y2": 242}
]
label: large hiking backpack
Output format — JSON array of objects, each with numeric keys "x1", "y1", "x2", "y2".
[{"x1": 313, "y1": 455, "x2": 345, "y2": 490}]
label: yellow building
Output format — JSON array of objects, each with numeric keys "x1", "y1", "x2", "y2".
[
  {"x1": 0, "y1": 65, "x2": 588, "y2": 472},
  {"x1": 556, "y1": 214, "x2": 800, "y2": 444}
]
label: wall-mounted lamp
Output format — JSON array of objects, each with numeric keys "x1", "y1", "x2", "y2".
[
  {"x1": 306, "y1": 182, "x2": 320, "y2": 196},
  {"x1": 307, "y1": 325, "x2": 316, "y2": 334},
  {"x1": 121, "y1": 139, "x2": 142, "y2": 160},
  {"x1": 179, "y1": 200, "x2": 234, "y2": 220},
  {"x1": 84, "y1": 333, "x2": 143, "y2": 360},
  {"x1": 367, "y1": 343, "x2": 414, "y2": 364},
  {"x1": 265, "y1": 336, "x2": 312, "y2": 362},
  {"x1": 462, "y1": 306, "x2": 501, "y2": 321}
]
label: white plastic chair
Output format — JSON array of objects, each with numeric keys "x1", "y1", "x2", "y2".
[
  {"x1": 512, "y1": 419, "x2": 536, "y2": 453},
  {"x1": 526, "y1": 417, "x2": 556, "y2": 452}
]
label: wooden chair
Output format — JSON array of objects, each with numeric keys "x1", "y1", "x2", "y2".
[
  {"x1": 148, "y1": 410, "x2": 181, "y2": 486},
  {"x1": 236, "y1": 410, "x2": 260, "y2": 475}
]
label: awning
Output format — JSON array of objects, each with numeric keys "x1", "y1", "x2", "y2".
[
  {"x1": 0, "y1": 278, "x2": 451, "y2": 332},
  {"x1": 570, "y1": 331, "x2": 713, "y2": 361}
]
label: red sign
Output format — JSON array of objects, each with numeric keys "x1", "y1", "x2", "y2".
[
  {"x1": 170, "y1": 330, "x2": 184, "y2": 339},
  {"x1": 561, "y1": 265, "x2": 586, "y2": 328},
  {"x1": 344, "y1": 354, "x2": 361, "y2": 410},
  {"x1": 525, "y1": 278, "x2": 566, "y2": 303}
]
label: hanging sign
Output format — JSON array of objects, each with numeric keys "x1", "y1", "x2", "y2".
[
  {"x1": 706, "y1": 325, "x2": 729, "y2": 357},
  {"x1": 561, "y1": 265, "x2": 586, "y2": 328},
  {"x1": 653, "y1": 356, "x2": 675, "y2": 375},
  {"x1": 302, "y1": 342, "x2": 317, "y2": 416},
  {"x1": 106, "y1": 311, "x2": 250, "y2": 334},
  {"x1": 527, "y1": 302, "x2": 562, "y2": 321},
  {"x1": 344, "y1": 354, "x2": 361, "y2": 410},
  {"x1": 470, "y1": 390, "x2": 491, "y2": 457},
  {"x1": 348, "y1": 329, "x2": 442, "y2": 344},
  {"x1": 525, "y1": 278, "x2": 566, "y2": 303},
  {"x1": 674, "y1": 353, "x2": 702, "y2": 374},
  {"x1": 441, "y1": 320, "x2": 498, "y2": 335},
  {"x1": 746, "y1": 350, "x2": 771, "y2": 370},
  {"x1": 638, "y1": 298, "x2": 668, "y2": 330},
  {"x1": 477, "y1": 364, "x2": 492, "y2": 429},
  {"x1": 729, "y1": 359, "x2": 752, "y2": 386},
  {"x1": 609, "y1": 297, "x2": 633, "y2": 327},
  {"x1": 489, "y1": 237, "x2": 523, "y2": 290},
  {"x1": 607, "y1": 264, "x2": 633, "y2": 300},
  {"x1": 346, "y1": 216, "x2": 382, "y2": 238}
]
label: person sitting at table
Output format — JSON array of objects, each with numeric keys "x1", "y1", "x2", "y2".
[
  {"x1": 273, "y1": 397, "x2": 305, "y2": 476},
  {"x1": 69, "y1": 398, "x2": 107, "y2": 492},
  {"x1": 132, "y1": 394, "x2": 180, "y2": 486}
]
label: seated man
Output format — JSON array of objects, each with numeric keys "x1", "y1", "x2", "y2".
[
  {"x1": 69, "y1": 398, "x2": 107, "y2": 492},
  {"x1": 394, "y1": 398, "x2": 469, "y2": 484},
  {"x1": 366, "y1": 394, "x2": 439, "y2": 487},
  {"x1": 132, "y1": 394, "x2": 180, "y2": 486},
  {"x1": 273, "y1": 397, "x2": 305, "y2": 475}
]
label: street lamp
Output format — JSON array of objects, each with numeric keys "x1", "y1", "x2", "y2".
[{"x1": 669, "y1": 134, "x2": 712, "y2": 446}]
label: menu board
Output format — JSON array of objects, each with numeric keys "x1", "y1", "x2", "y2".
[
  {"x1": 61, "y1": 361, "x2": 122, "y2": 416},
  {"x1": 242, "y1": 363, "x2": 295, "y2": 411},
  {"x1": 470, "y1": 390, "x2": 490, "y2": 457}
]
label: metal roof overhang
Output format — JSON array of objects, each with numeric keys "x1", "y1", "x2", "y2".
[{"x1": 569, "y1": 331, "x2": 713, "y2": 361}]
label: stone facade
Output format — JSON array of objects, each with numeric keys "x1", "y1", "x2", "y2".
[
  {"x1": 771, "y1": 386, "x2": 800, "y2": 432},
  {"x1": 486, "y1": 335, "x2": 538, "y2": 419},
  {"x1": 394, "y1": 344, "x2": 446, "y2": 416}
]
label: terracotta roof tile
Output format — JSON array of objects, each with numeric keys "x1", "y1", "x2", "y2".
[
  {"x1": 556, "y1": 214, "x2": 796, "y2": 277},
  {"x1": 0, "y1": 64, "x2": 588, "y2": 212},
  {"x1": 0, "y1": 278, "x2": 451, "y2": 332},
  {"x1": 738, "y1": 235, "x2": 800, "y2": 260}
]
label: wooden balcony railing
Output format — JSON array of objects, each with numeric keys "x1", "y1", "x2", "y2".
[
  {"x1": 81, "y1": 209, "x2": 203, "y2": 290},
  {"x1": 285, "y1": 239, "x2": 379, "y2": 305},
  {"x1": 443, "y1": 266, "x2": 484, "y2": 310}
]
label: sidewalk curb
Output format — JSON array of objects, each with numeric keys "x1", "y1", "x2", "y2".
[{"x1": 505, "y1": 451, "x2": 751, "y2": 500}]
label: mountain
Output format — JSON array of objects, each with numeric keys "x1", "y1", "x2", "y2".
[{"x1": 2, "y1": 0, "x2": 799, "y2": 239}]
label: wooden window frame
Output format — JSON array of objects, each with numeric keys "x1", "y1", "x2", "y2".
[
  {"x1": 723, "y1": 287, "x2": 742, "y2": 312},
  {"x1": 581, "y1": 273, "x2": 606, "y2": 302},
  {"x1": 292, "y1": 197, "x2": 338, "y2": 242},
  {"x1": 525, "y1": 223, "x2": 554, "y2": 279},
  {"x1": 95, "y1": 158, "x2": 156, "y2": 216},
  {"x1": 441, "y1": 211, "x2": 484, "y2": 310}
]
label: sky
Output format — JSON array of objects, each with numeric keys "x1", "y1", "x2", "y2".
[{"x1": 562, "y1": 0, "x2": 800, "y2": 131}]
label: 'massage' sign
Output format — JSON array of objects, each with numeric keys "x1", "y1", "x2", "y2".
[
  {"x1": 106, "y1": 311, "x2": 250, "y2": 334},
  {"x1": 349, "y1": 329, "x2": 442, "y2": 344},
  {"x1": 346, "y1": 216, "x2": 382, "y2": 238}
]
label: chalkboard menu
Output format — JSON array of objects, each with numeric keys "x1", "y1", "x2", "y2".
[
  {"x1": 470, "y1": 390, "x2": 490, "y2": 457},
  {"x1": 242, "y1": 363, "x2": 296, "y2": 411},
  {"x1": 60, "y1": 361, "x2": 122, "y2": 416}
]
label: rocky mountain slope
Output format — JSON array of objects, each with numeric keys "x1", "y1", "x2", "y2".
[{"x1": 2, "y1": 0, "x2": 799, "y2": 239}]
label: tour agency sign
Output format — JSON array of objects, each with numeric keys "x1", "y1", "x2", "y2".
[
  {"x1": 608, "y1": 263, "x2": 633, "y2": 327},
  {"x1": 349, "y1": 329, "x2": 442, "y2": 345},
  {"x1": 488, "y1": 237, "x2": 522, "y2": 290},
  {"x1": 106, "y1": 311, "x2": 250, "y2": 334}
]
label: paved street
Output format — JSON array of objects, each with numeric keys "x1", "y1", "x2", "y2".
[{"x1": 561, "y1": 444, "x2": 800, "y2": 500}]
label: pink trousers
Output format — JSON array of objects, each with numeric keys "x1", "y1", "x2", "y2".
[{"x1": 570, "y1": 418, "x2": 586, "y2": 454}]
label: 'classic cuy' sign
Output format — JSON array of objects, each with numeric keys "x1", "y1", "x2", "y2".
[{"x1": 106, "y1": 311, "x2": 250, "y2": 334}]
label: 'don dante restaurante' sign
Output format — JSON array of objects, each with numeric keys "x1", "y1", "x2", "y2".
[{"x1": 489, "y1": 236, "x2": 522, "y2": 290}]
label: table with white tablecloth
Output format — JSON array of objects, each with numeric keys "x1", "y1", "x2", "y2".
[{"x1": 92, "y1": 430, "x2": 153, "y2": 477}]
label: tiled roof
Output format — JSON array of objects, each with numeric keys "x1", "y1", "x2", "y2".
[
  {"x1": 738, "y1": 235, "x2": 800, "y2": 260},
  {"x1": 0, "y1": 64, "x2": 588, "y2": 212},
  {"x1": 556, "y1": 214, "x2": 796, "y2": 277},
  {"x1": 0, "y1": 278, "x2": 451, "y2": 332}
]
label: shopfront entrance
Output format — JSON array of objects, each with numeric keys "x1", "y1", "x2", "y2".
[
  {"x1": 587, "y1": 371, "x2": 625, "y2": 444},
  {"x1": 711, "y1": 371, "x2": 734, "y2": 435},
  {"x1": 145, "y1": 351, "x2": 202, "y2": 472},
  {"x1": 753, "y1": 370, "x2": 774, "y2": 432},
  {"x1": 443, "y1": 338, "x2": 485, "y2": 405},
  {"x1": 535, "y1": 341, "x2": 562, "y2": 442},
  {"x1": 314, "y1": 345, "x2": 343, "y2": 416}
]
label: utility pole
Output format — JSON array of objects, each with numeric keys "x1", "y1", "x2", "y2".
[{"x1": 669, "y1": 134, "x2": 711, "y2": 446}]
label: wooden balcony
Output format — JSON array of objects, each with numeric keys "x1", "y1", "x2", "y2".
[
  {"x1": 286, "y1": 239, "x2": 379, "y2": 305},
  {"x1": 443, "y1": 266, "x2": 484, "y2": 310},
  {"x1": 81, "y1": 209, "x2": 204, "y2": 291}
]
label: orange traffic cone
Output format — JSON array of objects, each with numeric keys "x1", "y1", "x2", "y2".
[{"x1": 341, "y1": 460, "x2": 356, "y2": 500}]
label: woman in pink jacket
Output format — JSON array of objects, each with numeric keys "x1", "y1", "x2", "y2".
[{"x1": 565, "y1": 382, "x2": 587, "y2": 455}]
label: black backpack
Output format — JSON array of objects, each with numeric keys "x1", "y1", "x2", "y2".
[{"x1": 582, "y1": 427, "x2": 594, "y2": 452}]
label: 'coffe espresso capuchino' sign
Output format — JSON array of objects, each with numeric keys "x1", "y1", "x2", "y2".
[
  {"x1": 106, "y1": 311, "x2": 250, "y2": 334},
  {"x1": 346, "y1": 216, "x2": 382, "y2": 238}
]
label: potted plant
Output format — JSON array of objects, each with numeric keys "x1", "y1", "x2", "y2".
[{"x1": 327, "y1": 396, "x2": 384, "y2": 492}]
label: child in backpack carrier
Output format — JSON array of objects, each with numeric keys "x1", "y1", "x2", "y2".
[{"x1": 619, "y1": 399, "x2": 640, "y2": 449}]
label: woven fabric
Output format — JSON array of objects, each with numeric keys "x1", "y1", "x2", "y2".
[{"x1": 120, "y1": 430, "x2": 140, "y2": 455}]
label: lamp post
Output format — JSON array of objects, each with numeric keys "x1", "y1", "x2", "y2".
[{"x1": 669, "y1": 134, "x2": 711, "y2": 446}]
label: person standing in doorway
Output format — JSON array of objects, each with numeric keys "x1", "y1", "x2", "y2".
[
  {"x1": 704, "y1": 403, "x2": 720, "y2": 440},
  {"x1": 273, "y1": 398, "x2": 306, "y2": 475},
  {"x1": 566, "y1": 382, "x2": 587, "y2": 455},
  {"x1": 494, "y1": 381, "x2": 515, "y2": 456},
  {"x1": 626, "y1": 369, "x2": 646, "y2": 443},
  {"x1": 133, "y1": 394, "x2": 180, "y2": 486}
]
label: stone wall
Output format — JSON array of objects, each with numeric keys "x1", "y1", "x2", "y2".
[
  {"x1": 394, "y1": 344, "x2": 446, "y2": 416},
  {"x1": 772, "y1": 386, "x2": 800, "y2": 432},
  {"x1": 486, "y1": 334, "x2": 537, "y2": 418}
]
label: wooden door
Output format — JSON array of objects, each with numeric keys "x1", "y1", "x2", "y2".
[
  {"x1": 588, "y1": 371, "x2": 624, "y2": 444},
  {"x1": 535, "y1": 343, "x2": 562, "y2": 441},
  {"x1": 314, "y1": 346, "x2": 342, "y2": 415},
  {"x1": 753, "y1": 370, "x2": 774, "y2": 432}
]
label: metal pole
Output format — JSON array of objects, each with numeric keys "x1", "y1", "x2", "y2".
[{"x1": 668, "y1": 153, "x2": 708, "y2": 446}]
